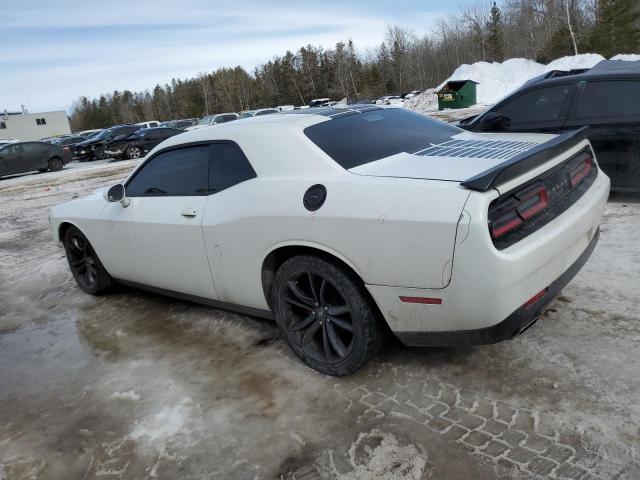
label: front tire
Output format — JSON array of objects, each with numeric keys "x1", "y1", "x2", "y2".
[
  {"x1": 63, "y1": 226, "x2": 113, "y2": 295},
  {"x1": 125, "y1": 145, "x2": 142, "y2": 159},
  {"x1": 272, "y1": 255, "x2": 386, "y2": 376}
]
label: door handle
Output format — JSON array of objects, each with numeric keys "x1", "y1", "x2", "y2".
[{"x1": 181, "y1": 208, "x2": 197, "y2": 217}]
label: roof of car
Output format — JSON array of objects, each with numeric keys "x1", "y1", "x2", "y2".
[{"x1": 587, "y1": 59, "x2": 640, "y2": 75}]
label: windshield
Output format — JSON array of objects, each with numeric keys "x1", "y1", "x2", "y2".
[
  {"x1": 197, "y1": 116, "x2": 213, "y2": 125},
  {"x1": 93, "y1": 130, "x2": 111, "y2": 140},
  {"x1": 304, "y1": 108, "x2": 462, "y2": 169},
  {"x1": 238, "y1": 112, "x2": 254, "y2": 119}
]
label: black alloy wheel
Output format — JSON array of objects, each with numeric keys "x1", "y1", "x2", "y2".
[
  {"x1": 273, "y1": 255, "x2": 386, "y2": 376},
  {"x1": 63, "y1": 226, "x2": 113, "y2": 295}
]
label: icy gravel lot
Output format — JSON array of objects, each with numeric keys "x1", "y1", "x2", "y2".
[{"x1": 1, "y1": 160, "x2": 639, "y2": 480}]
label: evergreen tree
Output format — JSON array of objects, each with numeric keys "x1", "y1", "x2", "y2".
[
  {"x1": 486, "y1": 2, "x2": 505, "y2": 62},
  {"x1": 590, "y1": 0, "x2": 640, "y2": 57}
]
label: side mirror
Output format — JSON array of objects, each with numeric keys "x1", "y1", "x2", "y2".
[
  {"x1": 105, "y1": 183, "x2": 129, "y2": 206},
  {"x1": 480, "y1": 112, "x2": 510, "y2": 132}
]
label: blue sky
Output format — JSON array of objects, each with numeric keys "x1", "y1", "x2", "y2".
[{"x1": 1, "y1": 0, "x2": 480, "y2": 113}]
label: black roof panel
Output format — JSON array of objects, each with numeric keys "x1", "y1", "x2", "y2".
[
  {"x1": 281, "y1": 105, "x2": 383, "y2": 117},
  {"x1": 587, "y1": 60, "x2": 640, "y2": 75}
]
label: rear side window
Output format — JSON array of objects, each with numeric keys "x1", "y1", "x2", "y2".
[
  {"x1": 571, "y1": 80, "x2": 640, "y2": 118},
  {"x1": 126, "y1": 145, "x2": 209, "y2": 196},
  {"x1": 500, "y1": 85, "x2": 573, "y2": 123},
  {"x1": 209, "y1": 142, "x2": 256, "y2": 193},
  {"x1": 304, "y1": 108, "x2": 461, "y2": 169}
]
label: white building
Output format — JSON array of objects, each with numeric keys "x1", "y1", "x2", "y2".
[{"x1": 0, "y1": 110, "x2": 71, "y2": 141}]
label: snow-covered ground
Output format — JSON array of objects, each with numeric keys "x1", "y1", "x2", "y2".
[
  {"x1": 406, "y1": 53, "x2": 637, "y2": 116},
  {"x1": 1, "y1": 156, "x2": 640, "y2": 479}
]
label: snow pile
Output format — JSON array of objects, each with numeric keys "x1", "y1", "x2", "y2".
[
  {"x1": 317, "y1": 429, "x2": 428, "y2": 480},
  {"x1": 409, "y1": 53, "x2": 606, "y2": 112},
  {"x1": 611, "y1": 54, "x2": 640, "y2": 61},
  {"x1": 404, "y1": 87, "x2": 436, "y2": 111}
]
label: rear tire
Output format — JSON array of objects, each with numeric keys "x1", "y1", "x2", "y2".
[
  {"x1": 48, "y1": 157, "x2": 64, "y2": 172},
  {"x1": 63, "y1": 226, "x2": 113, "y2": 295},
  {"x1": 272, "y1": 255, "x2": 386, "y2": 376}
]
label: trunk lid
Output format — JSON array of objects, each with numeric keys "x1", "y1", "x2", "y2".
[{"x1": 349, "y1": 131, "x2": 556, "y2": 183}]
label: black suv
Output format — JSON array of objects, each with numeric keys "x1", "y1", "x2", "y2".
[
  {"x1": 459, "y1": 60, "x2": 640, "y2": 191},
  {"x1": 74, "y1": 125, "x2": 142, "y2": 161},
  {"x1": 103, "y1": 127, "x2": 183, "y2": 160}
]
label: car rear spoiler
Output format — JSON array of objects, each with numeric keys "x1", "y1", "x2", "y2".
[{"x1": 460, "y1": 127, "x2": 590, "y2": 192}]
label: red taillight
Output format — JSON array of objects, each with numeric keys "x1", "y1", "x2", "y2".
[
  {"x1": 490, "y1": 210, "x2": 523, "y2": 239},
  {"x1": 569, "y1": 153, "x2": 593, "y2": 187},
  {"x1": 516, "y1": 183, "x2": 548, "y2": 220}
]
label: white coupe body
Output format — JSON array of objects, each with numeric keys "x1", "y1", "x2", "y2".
[{"x1": 50, "y1": 106, "x2": 609, "y2": 374}]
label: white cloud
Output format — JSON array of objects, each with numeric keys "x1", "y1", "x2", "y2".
[{"x1": 0, "y1": 0, "x2": 469, "y2": 112}]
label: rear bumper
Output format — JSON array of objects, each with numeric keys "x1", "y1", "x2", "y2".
[
  {"x1": 395, "y1": 228, "x2": 599, "y2": 346},
  {"x1": 366, "y1": 168, "x2": 609, "y2": 344}
]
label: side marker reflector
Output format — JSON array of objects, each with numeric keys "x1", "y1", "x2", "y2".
[
  {"x1": 399, "y1": 296, "x2": 442, "y2": 305},
  {"x1": 524, "y1": 289, "x2": 547, "y2": 308}
]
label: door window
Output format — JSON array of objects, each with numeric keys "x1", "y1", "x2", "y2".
[
  {"x1": 500, "y1": 85, "x2": 574, "y2": 123},
  {"x1": 9, "y1": 144, "x2": 25, "y2": 154},
  {"x1": 126, "y1": 145, "x2": 210, "y2": 196},
  {"x1": 143, "y1": 130, "x2": 162, "y2": 140},
  {"x1": 209, "y1": 143, "x2": 256, "y2": 193},
  {"x1": 570, "y1": 81, "x2": 640, "y2": 119}
]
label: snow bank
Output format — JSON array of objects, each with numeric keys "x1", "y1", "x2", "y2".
[
  {"x1": 611, "y1": 54, "x2": 640, "y2": 61},
  {"x1": 405, "y1": 87, "x2": 437, "y2": 111},
  {"x1": 409, "y1": 53, "x2": 606, "y2": 113}
]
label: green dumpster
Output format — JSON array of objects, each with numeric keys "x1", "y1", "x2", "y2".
[{"x1": 437, "y1": 80, "x2": 478, "y2": 110}]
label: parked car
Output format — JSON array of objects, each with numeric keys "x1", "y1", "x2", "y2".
[
  {"x1": 104, "y1": 127, "x2": 183, "y2": 160},
  {"x1": 160, "y1": 119, "x2": 198, "y2": 129},
  {"x1": 0, "y1": 141, "x2": 71, "y2": 177},
  {"x1": 0, "y1": 138, "x2": 19, "y2": 146},
  {"x1": 238, "y1": 108, "x2": 279, "y2": 119},
  {"x1": 381, "y1": 95, "x2": 404, "y2": 106},
  {"x1": 459, "y1": 59, "x2": 640, "y2": 191},
  {"x1": 50, "y1": 106, "x2": 608, "y2": 375},
  {"x1": 186, "y1": 113, "x2": 238, "y2": 131},
  {"x1": 309, "y1": 98, "x2": 331, "y2": 108},
  {"x1": 404, "y1": 90, "x2": 423, "y2": 101},
  {"x1": 135, "y1": 121, "x2": 161, "y2": 129},
  {"x1": 75, "y1": 129, "x2": 103, "y2": 138},
  {"x1": 47, "y1": 135, "x2": 87, "y2": 147},
  {"x1": 74, "y1": 125, "x2": 142, "y2": 161}
]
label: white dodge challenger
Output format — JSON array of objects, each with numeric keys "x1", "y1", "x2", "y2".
[{"x1": 50, "y1": 107, "x2": 610, "y2": 375}]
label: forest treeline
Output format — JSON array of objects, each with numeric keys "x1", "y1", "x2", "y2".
[{"x1": 70, "y1": 0, "x2": 639, "y2": 130}]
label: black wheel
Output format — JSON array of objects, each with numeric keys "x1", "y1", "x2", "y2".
[
  {"x1": 272, "y1": 255, "x2": 386, "y2": 376},
  {"x1": 63, "y1": 226, "x2": 113, "y2": 295},
  {"x1": 48, "y1": 157, "x2": 64, "y2": 172},
  {"x1": 125, "y1": 145, "x2": 142, "y2": 159},
  {"x1": 94, "y1": 147, "x2": 106, "y2": 160}
]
